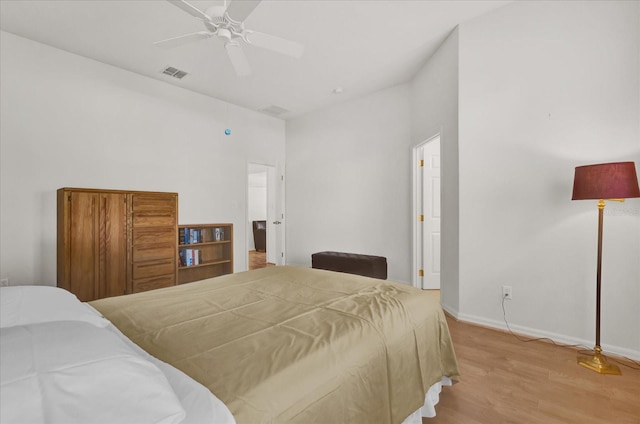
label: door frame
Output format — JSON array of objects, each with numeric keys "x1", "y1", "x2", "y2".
[
  {"x1": 412, "y1": 133, "x2": 442, "y2": 289},
  {"x1": 246, "y1": 162, "x2": 285, "y2": 268}
]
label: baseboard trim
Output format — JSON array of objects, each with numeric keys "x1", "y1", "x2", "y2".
[{"x1": 453, "y1": 311, "x2": 640, "y2": 361}]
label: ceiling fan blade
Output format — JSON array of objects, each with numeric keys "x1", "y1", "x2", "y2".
[
  {"x1": 225, "y1": 0, "x2": 262, "y2": 23},
  {"x1": 225, "y1": 42, "x2": 252, "y2": 76},
  {"x1": 154, "y1": 31, "x2": 212, "y2": 48},
  {"x1": 245, "y1": 31, "x2": 304, "y2": 58},
  {"x1": 166, "y1": 0, "x2": 210, "y2": 21}
]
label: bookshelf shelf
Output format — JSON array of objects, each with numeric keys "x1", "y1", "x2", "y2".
[{"x1": 178, "y1": 224, "x2": 233, "y2": 284}]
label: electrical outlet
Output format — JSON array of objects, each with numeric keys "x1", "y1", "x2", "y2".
[
  {"x1": 0, "y1": 278, "x2": 9, "y2": 287},
  {"x1": 502, "y1": 285, "x2": 512, "y2": 300}
]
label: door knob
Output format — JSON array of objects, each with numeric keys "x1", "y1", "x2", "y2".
[{"x1": 273, "y1": 221, "x2": 282, "y2": 225}]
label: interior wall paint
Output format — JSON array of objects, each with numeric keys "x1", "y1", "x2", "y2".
[
  {"x1": 0, "y1": 31, "x2": 286, "y2": 285},
  {"x1": 458, "y1": 1, "x2": 640, "y2": 357},
  {"x1": 410, "y1": 28, "x2": 460, "y2": 315},
  {"x1": 286, "y1": 85, "x2": 412, "y2": 283},
  {"x1": 248, "y1": 172, "x2": 268, "y2": 222}
]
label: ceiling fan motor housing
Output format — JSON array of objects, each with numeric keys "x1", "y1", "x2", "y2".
[
  {"x1": 218, "y1": 28, "x2": 232, "y2": 42},
  {"x1": 206, "y1": 6, "x2": 226, "y2": 20}
]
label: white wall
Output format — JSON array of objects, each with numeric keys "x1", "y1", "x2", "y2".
[
  {"x1": 411, "y1": 28, "x2": 460, "y2": 314},
  {"x1": 458, "y1": 1, "x2": 640, "y2": 357},
  {"x1": 286, "y1": 85, "x2": 412, "y2": 283},
  {"x1": 248, "y1": 172, "x2": 268, "y2": 223},
  {"x1": 0, "y1": 31, "x2": 286, "y2": 284}
]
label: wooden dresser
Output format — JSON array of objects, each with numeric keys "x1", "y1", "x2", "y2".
[{"x1": 57, "y1": 188, "x2": 178, "y2": 301}]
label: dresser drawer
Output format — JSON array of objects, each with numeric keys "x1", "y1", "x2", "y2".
[
  {"x1": 132, "y1": 258, "x2": 175, "y2": 280},
  {"x1": 131, "y1": 275, "x2": 175, "y2": 294},
  {"x1": 132, "y1": 227, "x2": 175, "y2": 245},
  {"x1": 131, "y1": 194, "x2": 176, "y2": 212},
  {"x1": 132, "y1": 212, "x2": 176, "y2": 227},
  {"x1": 132, "y1": 243, "x2": 175, "y2": 262}
]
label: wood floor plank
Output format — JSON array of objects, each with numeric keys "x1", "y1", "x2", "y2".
[
  {"x1": 425, "y1": 315, "x2": 640, "y2": 424},
  {"x1": 249, "y1": 250, "x2": 275, "y2": 270}
]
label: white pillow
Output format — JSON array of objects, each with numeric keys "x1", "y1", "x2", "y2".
[
  {"x1": 1, "y1": 320, "x2": 186, "y2": 424},
  {"x1": 0, "y1": 285, "x2": 110, "y2": 328}
]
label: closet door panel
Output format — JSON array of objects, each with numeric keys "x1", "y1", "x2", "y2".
[
  {"x1": 68, "y1": 192, "x2": 98, "y2": 302},
  {"x1": 98, "y1": 192, "x2": 127, "y2": 299}
]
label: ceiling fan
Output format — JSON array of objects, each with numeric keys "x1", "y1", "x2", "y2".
[{"x1": 155, "y1": 0, "x2": 304, "y2": 76}]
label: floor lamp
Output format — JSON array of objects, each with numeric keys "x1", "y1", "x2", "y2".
[{"x1": 571, "y1": 161, "x2": 640, "y2": 375}]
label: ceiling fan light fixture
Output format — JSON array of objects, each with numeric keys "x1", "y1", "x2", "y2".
[{"x1": 218, "y1": 28, "x2": 232, "y2": 42}]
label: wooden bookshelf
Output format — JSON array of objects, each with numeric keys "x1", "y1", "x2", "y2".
[{"x1": 178, "y1": 223, "x2": 233, "y2": 284}]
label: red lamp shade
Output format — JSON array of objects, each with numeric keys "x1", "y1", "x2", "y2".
[{"x1": 572, "y1": 162, "x2": 640, "y2": 200}]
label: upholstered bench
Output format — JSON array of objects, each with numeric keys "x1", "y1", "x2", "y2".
[{"x1": 311, "y1": 251, "x2": 387, "y2": 280}]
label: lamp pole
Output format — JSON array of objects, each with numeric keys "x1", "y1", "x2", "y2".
[{"x1": 576, "y1": 198, "x2": 621, "y2": 375}]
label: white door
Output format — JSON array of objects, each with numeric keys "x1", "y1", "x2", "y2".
[
  {"x1": 417, "y1": 138, "x2": 441, "y2": 289},
  {"x1": 248, "y1": 163, "x2": 284, "y2": 267}
]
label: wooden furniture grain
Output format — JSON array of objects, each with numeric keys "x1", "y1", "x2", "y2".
[
  {"x1": 178, "y1": 224, "x2": 233, "y2": 284},
  {"x1": 57, "y1": 188, "x2": 178, "y2": 301}
]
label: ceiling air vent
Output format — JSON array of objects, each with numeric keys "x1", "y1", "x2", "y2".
[
  {"x1": 161, "y1": 66, "x2": 188, "y2": 79},
  {"x1": 258, "y1": 105, "x2": 290, "y2": 117}
]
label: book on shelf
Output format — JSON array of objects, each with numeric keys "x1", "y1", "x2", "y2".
[
  {"x1": 181, "y1": 228, "x2": 205, "y2": 245},
  {"x1": 180, "y1": 248, "x2": 201, "y2": 267}
]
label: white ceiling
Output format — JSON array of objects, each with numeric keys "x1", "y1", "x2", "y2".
[{"x1": 0, "y1": 0, "x2": 509, "y2": 119}]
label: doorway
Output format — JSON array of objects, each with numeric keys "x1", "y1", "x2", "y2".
[
  {"x1": 413, "y1": 135, "x2": 441, "y2": 289},
  {"x1": 247, "y1": 163, "x2": 282, "y2": 269}
]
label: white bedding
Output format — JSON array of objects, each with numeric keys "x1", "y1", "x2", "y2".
[
  {"x1": 0, "y1": 285, "x2": 109, "y2": 329},
  {"x1": 0, "y1": 285, "x2": 449, "y2": 423},
  {"x1": 0, "y1": 286, "x2": 235, "y2": 424},
  {"x1": 0, "y1": 320, "x2": 186, "y2": 424}
]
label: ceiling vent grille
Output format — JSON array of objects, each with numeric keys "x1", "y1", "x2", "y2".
[
  {"x1": 258, "y1": 105, "x2": 290, "y2": 117},
  {"x1": 161, "y1": 66, "x2": 188, "y2": 79}
]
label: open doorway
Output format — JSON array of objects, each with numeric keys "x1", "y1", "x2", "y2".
[
  {"x1": 413, "y1": 135, "x2": 441, "y2": 289},
  {"x1": 247, "y1": 163, "x2": 279, "y2": 270}
]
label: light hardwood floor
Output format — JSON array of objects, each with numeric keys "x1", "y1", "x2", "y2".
[
  {"x1": 425, "y1": 315, "x2": 640, "y2": 424},
  {"x1": 248, "y1": 250, "x2": 275, "y2": 270}
]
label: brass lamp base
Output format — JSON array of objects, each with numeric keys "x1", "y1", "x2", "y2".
[{"x1": 577, "y1": 347, "x2": 621, "y2": 375}]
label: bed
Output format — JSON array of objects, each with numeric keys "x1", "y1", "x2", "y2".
[{"x1": 1, "y1": 266, "x2": 459, "y2": 424}]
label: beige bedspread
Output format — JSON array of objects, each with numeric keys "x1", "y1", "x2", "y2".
[{"x1": 90, "y1": 266, "x2": 459, "y2": 424}]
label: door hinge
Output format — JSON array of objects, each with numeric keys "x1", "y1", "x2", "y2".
[
  {"x1": 418, "y1": 214, "x2": 424, "y2": 222},
  {"x1": 418, "y1": 160, "x2": 424, "y2": 167},
  {"x1": 418, "y1": 269, "x2": 424, "y2": 277}
]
